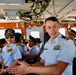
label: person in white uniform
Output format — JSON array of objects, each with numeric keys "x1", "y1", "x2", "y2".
[{"x1": 7, "y1": 17, "x2": 76, "y2": 75}]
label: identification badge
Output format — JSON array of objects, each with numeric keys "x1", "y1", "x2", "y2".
[
  {"x1": 7, "y1": 48, "x2": 13, "y2": 52},
  {"x1": 53, "y1": 44, "x2": 61, "y2": 50}
]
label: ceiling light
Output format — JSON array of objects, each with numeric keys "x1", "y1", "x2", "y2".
[{"x1": 0, "y1": 0, "x2": 25, "y2": 4}]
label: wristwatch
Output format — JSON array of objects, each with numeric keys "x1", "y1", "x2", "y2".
[{"x1": 4, "y1": 69, "x2": 7, "y2": 73}]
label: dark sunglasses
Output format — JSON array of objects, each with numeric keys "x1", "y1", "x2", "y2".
[{"x1": 5, "y1": 36, "x2": 14, "y2": 39}]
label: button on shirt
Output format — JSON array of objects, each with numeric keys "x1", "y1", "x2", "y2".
[
  {"x1": 40, "y1": 34, "x2": 76, "y2": 75},
  {"x1": 0, "y1": 43, "x2": 22, "y2": 67}
]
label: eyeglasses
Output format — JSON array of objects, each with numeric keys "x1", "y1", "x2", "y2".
[{"x1": 5, "y1": 36, "x2": 14, "y2": 39}]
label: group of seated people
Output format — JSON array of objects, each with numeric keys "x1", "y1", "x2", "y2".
[
  {"x1": 0, "y1": 28, "x2": 43, "y2": 75},
  {"x1": 0, "y1": 17, "x2": 76, "y2": 75}
]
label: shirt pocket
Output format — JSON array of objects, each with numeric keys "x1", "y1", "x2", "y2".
[{"x1": 52, "y1": 50, "x2": 60, "y2": 56}]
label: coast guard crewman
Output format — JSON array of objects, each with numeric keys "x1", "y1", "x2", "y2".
[
  {"x1": 0, "y1": 28, "x2": 22, "y2": 75},
  {"x1": 68, "y1": 29, "x2": 76, "y2": 75},
  {"x1": 7, "y1": 17, "x2": 76, "y2": 75},
  {"x1": 25, "y1": 35, "x2": 40, "y2": 64}
]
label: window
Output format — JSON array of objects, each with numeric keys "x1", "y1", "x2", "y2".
[
  {"x1": 14, "y1": 29, "x2": 22, "y2": 33},
  {"x1": 0, "y1": 29, "x2": 22, "y2": 39},
  {"x1": 71, "y1": 27, "x2": 76, "y2": 32},
  {"x1": 30, "y1": 31, "x2": 40, "y2": 38},
  {"x1": 59, "y1": 28, "x2": 66, "y2": 36}
]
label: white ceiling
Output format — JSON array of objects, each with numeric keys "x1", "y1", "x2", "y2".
[
  {"x1": 0, "y1": 0, "x2": 76, "y2": 22},
  {"x1": 42, "y1": 0, "x2": 76, "y2": 20}
]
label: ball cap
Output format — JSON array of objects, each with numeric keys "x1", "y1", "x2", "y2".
[
  {"x1": 15, "y1": 33, "x2": 23, "y2": 40},
  {"x1": 5, "y1": 28, "x2": 15, "y2": 37},
  {"x1": 36, "y1": 38, "x2": 42, "y2": 43},
  {"x1": 29, "y1": 35, "x2": 37, "y2": 43}
]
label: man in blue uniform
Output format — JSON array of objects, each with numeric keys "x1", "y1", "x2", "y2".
[
  {"x1": 15, "y1": 32, "x2": 24, "y2": 58},
  {"x1": 68, "y1": 29, "x2": 76, "y2": 75},
  {"x1": 25, "y1": 35, "x2": 40, "y2": 64},
  {"x1": 7, "y1": 17, "x2": 76, "y2": 75},
  {"x1": 0, "y1": 28, "x2": 22, "y2": 75}
]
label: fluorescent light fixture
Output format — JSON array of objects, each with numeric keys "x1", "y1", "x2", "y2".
[
  {"x1": 0, "y1": 3, "x2": 7, "y2": 5},
  {"x1": 8, "y1": 4, "x2": 21, "y2": 5},
  {"x1": 0, "y1": 0, "x2": 25, "y2": 4},
  {"x1": 4, "y1": 16, "x2": 20, "y2": 20},
  {"x1": 4, "y1": 10, "x2": 18, "y2": 16},
  {"x1": 0, "y1": 3, "x2": 21, "y2": 5}
]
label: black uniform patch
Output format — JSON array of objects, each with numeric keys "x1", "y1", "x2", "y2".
[{"x1": 61, "y1": 35, "x2": 70, "y2": 40}]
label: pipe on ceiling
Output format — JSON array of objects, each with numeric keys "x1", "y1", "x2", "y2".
[{"x1": 56, "y1": 0, "x2": 73, "y2": 15}]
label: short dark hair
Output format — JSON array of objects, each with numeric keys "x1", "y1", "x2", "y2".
[
  {"x1": 45, "y1": 16, "x2": 59, "y2": 24},
  {"x1": 15, "y1": 33, "x2": 23, "y2": 42}
]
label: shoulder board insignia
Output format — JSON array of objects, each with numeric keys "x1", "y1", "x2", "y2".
[
  {"x1": 64, "y1": 37, "x2": 70, "y2": 40},
  {"x1": 61, "y1": 35, "x2": 70, "y2": 40},
  {"x1": 15, "y1": 43, "x2": 19, "y2": 46}
]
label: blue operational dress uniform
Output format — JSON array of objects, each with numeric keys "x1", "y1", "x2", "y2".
[
  {"x1": 28, "y1": 35, "x2": 40, "y2": 55},
  {"x1": 40, "y1": 34, "x2": 76, "y2": 75},
  {"x1": 25, "y1": 35, "x2": 40, "y2": 64},
  {"x1": 68, "y1": 29, "x2": 76, "y2": 75},
  {"x1": 15, "y1": 33, "x2": 24, "y2": 56},
  {"x1": 15, "y1": 44, "x2": 24, "y2": 59}
]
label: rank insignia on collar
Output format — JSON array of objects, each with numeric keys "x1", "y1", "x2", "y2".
[
  {"x1": 53, "y1": 44, "x2": 61, "y2": 50},
  {"x1": 7, "y1": 48, "x2": 13, "y2": 52}
]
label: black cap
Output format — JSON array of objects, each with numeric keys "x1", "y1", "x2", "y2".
[
  {"x1": 15, "y1": 33, "x2": 23, "y2": 42},
  {"x1": 5, "y1": 28, "x2": 15, "y2": 37},
  {"x1": 29, "y1": 35, "x2": 37, "y2": 43},
  {"x1": 15, "y1": 33, "x2": 23, "y2": 39},
  {"x1": 36, "y1": 38, "x2": 42, "y2": 43},
  {"x1": 68, "y1": 29, "x2": 76, "y2": 36}
]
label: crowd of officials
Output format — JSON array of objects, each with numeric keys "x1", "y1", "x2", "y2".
[
  {"x1": 0, "y1": 16, "x2": 76, "y2": 75},
  {"x1": 0, "y1": 28, "x2": 42, "y2": 75}
]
